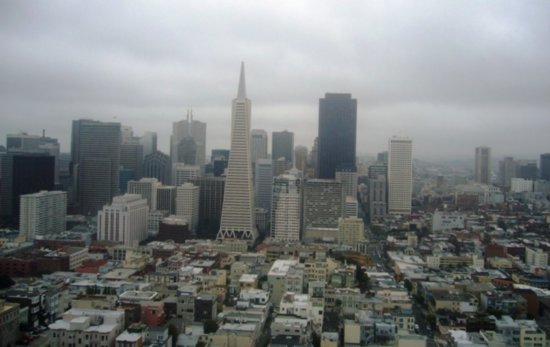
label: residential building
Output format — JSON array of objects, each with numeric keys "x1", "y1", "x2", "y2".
[
  {"x1": 0, "y1": 299, "x2": 20, "y2": 347},
  {"x1": 303, "y1": 179, "x2": 344, "y2": 235},
  {"x1": 19, "y1": 190, "x2": 67, "y2": 241},
  {"x1": 271, "y1": 173, "x2": 302, "y2": 242}
]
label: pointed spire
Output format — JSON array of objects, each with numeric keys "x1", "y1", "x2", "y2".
[{"x1": 237, "y1": 61, "x2": 247, "y2": 99}]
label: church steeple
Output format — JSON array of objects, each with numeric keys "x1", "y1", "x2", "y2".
[{"x1": 237, "y1": 61, "x2": 247, "y2": 99}]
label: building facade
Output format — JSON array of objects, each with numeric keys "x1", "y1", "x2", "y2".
[
  {"x1": 475, "y1": 146, "x2": 491, "y2": 184},
  {"x1": 255, "y1": 159, "x2": 273, "y2": 212},
  {"x1": 176, "y1": 183, "x2": 200, "y2": 235},
  {"x1": 388, "y1": 137, "x2": 413, "y2": 215},
  {"x1": 317, "y1": 93, "x2": 357, "y2": 179},
  {"x1": 271, "y1": 174, "x2": 302, "y2": 242},
  {"x1": 97, "y1": 194, "x2": 149, "y2": 247},
  {"x1": 19, "y1": 190, "x2": 67, "y2": 241},
  {"x1": 143, "y1": 150, "x2": 171, "y2": 185},
  {"x1": 217, "y1": 63, "x2": 257, "y2": 242},
  {"x1": 171, "y1": 111, "x2": 207, "y2": 166},
  {"x1": 71, "y1": 120, "x2": 121, "y2": 215}
]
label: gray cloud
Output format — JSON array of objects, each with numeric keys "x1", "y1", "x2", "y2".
[{"x1": 1, "y1": 0, "x2": 549, "y2": 161}]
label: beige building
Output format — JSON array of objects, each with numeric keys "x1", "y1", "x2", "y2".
[
  {"x1": 0, "y1": 299, "x2": 20, "y2": 347},
  {"x1": 337, "y1": 217, "x2": 364, "y2": 244}
]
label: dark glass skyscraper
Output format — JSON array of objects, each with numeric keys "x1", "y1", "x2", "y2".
[
  {"x1": 541, "y1": 153, "x2": 550, "y2": 181},
  {"x1": 317, "y1": 93, "x2": 357, "y2": 179},
  {"x1": 71, "y1": 119, "x2": 121, "y2": 215},
  {"x1": 143, "y1": 150, "x2": 171, "y2": 185},
  {"x1": 272, "y1": 130, "x2": 294, "y2": 166},
  {"x1": 0, "y1": 153, "x2": 55, "y2": 226}
]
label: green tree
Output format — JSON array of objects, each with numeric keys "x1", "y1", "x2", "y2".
[{"x1": 204, "y1": 320, "x2": 219, "y2": 334}]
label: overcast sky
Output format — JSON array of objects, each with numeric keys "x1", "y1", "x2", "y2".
[{"x1": 1, "y1": 1, "x2": 549, "y2": 161}]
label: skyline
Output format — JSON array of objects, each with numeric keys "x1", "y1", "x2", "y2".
[{"x1": 1, "y1": 1, "x2": 550, "y2": 160}]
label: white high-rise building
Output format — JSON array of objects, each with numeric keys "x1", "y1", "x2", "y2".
[
  {"x1": 271, "y1": 173, "x2": 302, "y2": 242},
  {"x1": 19, "y1": 190, "x2": 67, "y2": 241},
  {"x1": 251, "y1": 129, "x2": 268, "y2": 165},
  {"x1": 217, "y1": 63, "x2": 257, "y2": 242},
  {"x1": 176, "y1": 183, "x2": 200, "y2": 235},
  {"x1": 255, "y1": 159, "x2": 273, "y2": 212},
  {"x1": 388, "y1": 137, "x2": 413, "y2": 215},
  {"x1": 171, "y1": 110, "x2": 207, "y2": 166},
  {"x1": 97, "y1": 194, "x2": 148, "y2": 247},
  {"x1": 172, "y1": 163, "x2": 201, "y2": 186},
  {"x1": 127, "y1": 177, "x2": 161, "y2": 211}
]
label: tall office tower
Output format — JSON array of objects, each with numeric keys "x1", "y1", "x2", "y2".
[
  {"x1": 172, "y1": 164, "x2": 201, "y2": 186},
  {"x1": 377, "y1": 151, "x2": 388, "y2": 164},
  {"x1": 120, "y1": 137, "x2": 144, "y2": 182},
  {"x1": 294, "y1": 145, "x2": 308, "y2": 172},
  {"x1": 302, "y1": 179, "x2": 344, "y2": 233},
  {"x1": 318, "y1": 93, "x2": 357, "y2": 179},
  {"x1": 97, "y1": 194, "x2": 148, "y2": 247},
  {"x1": 191, "y1": 177, "x2": 225, "y2": 239},
  {"x1": 7, "y1": 132, "x2": 61, "y2": 184},
  {"x1": 251, "y1": 129, "x2": 268, "y2": 165},
  {"x1": 271, "y1": 173, "x2": 302, "y2": 242},
  {"x1": 369, "y1": 175, "x2": 387, "y2": 220},
  {"x1": 474, "y1": 146, "x2": 491, "y2": 184},
  {"x1": 368, "y1": 163, "x2": 388, "y2": 180},
  {"x1": 71, "y1": 120, "x2": 121, "y2": 215},
  {"x1": 0, "y1": 153, "x2": 55, "y2": 226},
  {"x1": 344, "y1": 196, "x2": 358, "y2": 218},
  {"x1": 388, "y1": 137, "x2": 413, "y2": 215},
  {"x1": 171, "y1": 110, "x2": 207, "y2": 166},
  {"x1": 127, "y1": 178, "x2": 161, "y2": 211},
  {"x1": 121, "y1": 125, "x2": 134, "y2": 142},
  {"x1": 272, "y1": 130, "x2": 294, "y2": 168},
  {"x1": 140, "y1": 131, "x2": 157, "y2": 158},
  {"x1": 218, "y1": 63, "x2": 257, "y2": 242},
  {"x1": 541, "y1": 154, "x2": 550, "y2": 181},
  {"x1": 19, "y1": 191, "x2": 67, "y2": 241},
  {"x1": 516, "y1": 160, "x2": 538, "y2": 181},
  {"x1": 498, "y1": 157, "x2": 516, "y2": 188},
  {"x1": 143, "y1": 150, "x2": 171, "y2": 185},
  {"x1": 272, "y1": 157, "x2": 288, "y2": 177},
  {"x1": 156, "y1": 186, "x2": 176, "y2": 214},
  {"x1": 309, "y1": 137, "x2": 319, "y2": 178},
  {"x1": 211, "y1": 149, "x2": 230, "y2": 177},
  {"x1": 176, "y1": 183, "x2": 200, "y2": 235},
  {"x1": 335, "y1": 166, "x2": 358, "y2": 198},
  {"x1": 255, "y1": 159, "x2": 273, "y2": 212}
]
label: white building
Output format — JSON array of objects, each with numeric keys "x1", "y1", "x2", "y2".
[
  {"x1": 338, "y1": 217, "x2": 365, "y2": 245},
  {"x1": 97, "y1": 194, "x2": 148, "y2": 247},
  {"x1": 511, "y1": 178, "x2": 534, "y2": 193},
  {"x1": 525, "y1": 247, "x2": 548, "y2": 268},
  {"x1": 127, "y1": 177, "x2": 161, "y2": 211},
  {"x1": 268, "y1": 259, "x2": 303, "y2": 307},
  {"x1": 172, "y1": 164, "x2": 201, "y2": 186},
  {"x1": 336, "y1": 167, "x2": 358, "y2": 198},
  {"x1": 176, "y1": 183, "x2": 199, "y2": 235},
  {"x1": 19, "y1": 190, "x2": 67, "y2": 241},
  {"x1": 432, "y1": 211, "x2": 465, "y2": 232},
  {"x1": 271, "y1": 173, "x2": 302, "y2": 242},
  {"x1": 217, "y1": 63, "x2": 257, "y2": 242},
  {"x1": 49, "y1": 308, "x2": 125, "y2": 347},
  {"x1": 388, "y1": 137, "x2": 413, "y2": 215}
]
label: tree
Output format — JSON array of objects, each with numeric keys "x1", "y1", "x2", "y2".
[
  {"x1": 404, "y1": 279, "x2": 413, "y2": 292},
  {"x1": 204, "y1": 320, "x2": 219, "y2": 334},
  {"x1": 0, "y1": 274, "x2": 15, "y2": 289}
]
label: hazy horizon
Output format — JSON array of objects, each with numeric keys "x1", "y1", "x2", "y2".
[{"x1": 1, "y1": 1, "x2": 549, "y2": 161}]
